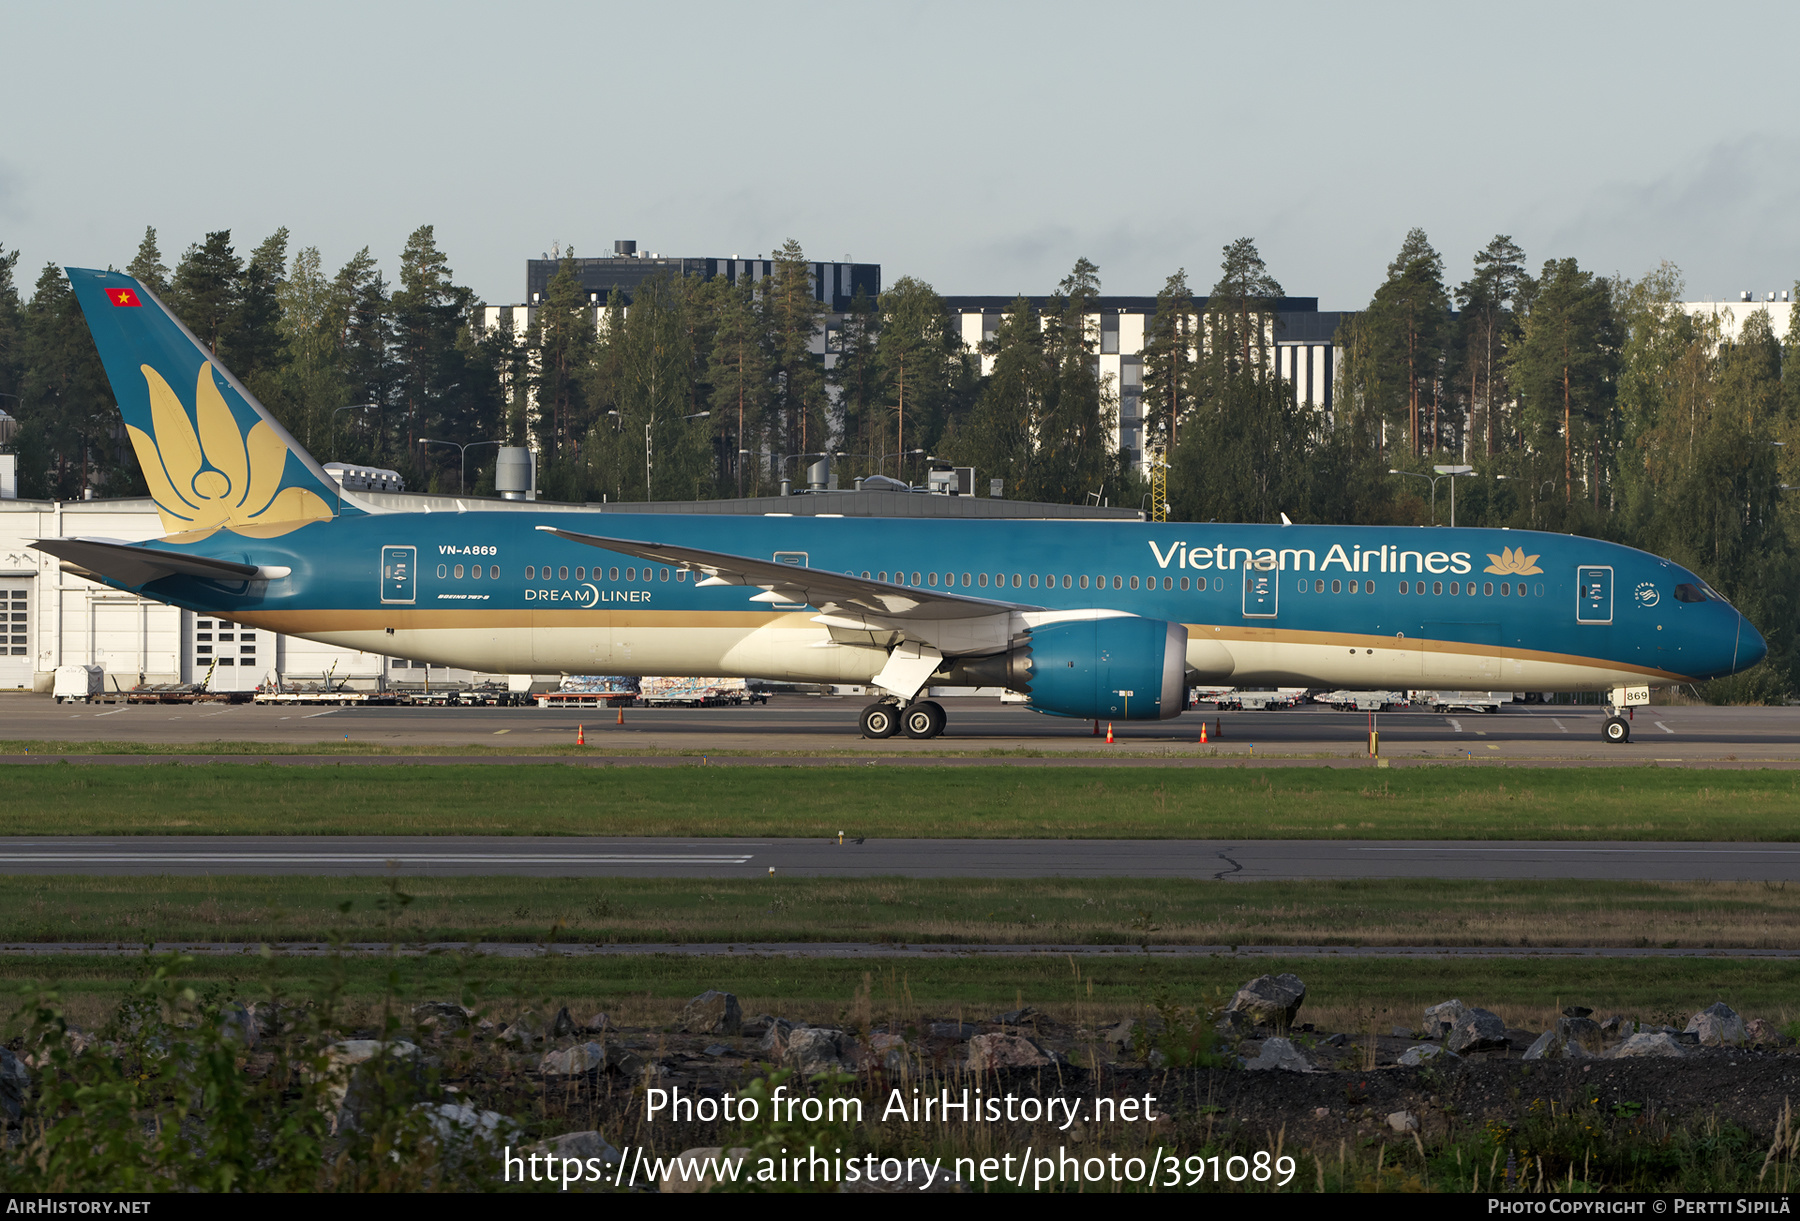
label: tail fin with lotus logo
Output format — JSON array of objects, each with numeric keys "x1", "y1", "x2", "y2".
[{"x1": 64, "y1": 267, "x2": 369, "y2": 539}]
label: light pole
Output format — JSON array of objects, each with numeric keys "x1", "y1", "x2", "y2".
[
  {"x1": 619, "y1": 411, "x2": 709, "y2": 500},
  {"x1": 1387, "y1": 469, "x2": 1442, "y2": 524},
  {"x1": 1432, "y1": 463, "x2": 1474, "y2": 527},
  {"x1": 419, "y1": 438, "x2": 502, "y2": 496}
]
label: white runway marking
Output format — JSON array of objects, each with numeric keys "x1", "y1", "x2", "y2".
[
  {"x1": 303, "y1": 710, "x2": 337, "y2": 719},
  {"x1": 1656, "y1": 721, "x2": 1675, "y2": 734},
  {"x1": 1447, "y1": 718, "x2": 1464, "y2": 733},
  {"x1": 1552, "y1": 718, "x2": 1569, "y2": 733},
  {"x1": 93, "y1": 709, "x2": 124, "y2": 717}
]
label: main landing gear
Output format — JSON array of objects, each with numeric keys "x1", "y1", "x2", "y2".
[{"x1": 861, "y1": 699, "x2": 946, "y2": 740}]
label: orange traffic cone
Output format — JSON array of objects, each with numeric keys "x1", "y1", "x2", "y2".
[
  {"x1": 577, "y1": 724, "x2": 585, "y2": 746},
  {"x1": 1200, "y1": 722, "x2": 1208, "y2": 744},
  {"x1": 1215, "y1": 718, "x2": 1223, "y2": 739},
  {"x1": 1106, "y1": 722, "x2": 1114, "y2": 744},
  {"x1": 1092, "y1": 719, "x2": 1100, "y2": 736},
  {"x1": 617, "y1": 705, "x2": 625, "y2": 725}
]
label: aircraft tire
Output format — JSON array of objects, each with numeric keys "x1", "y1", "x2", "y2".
[
  {"x1": 1602, "y1": 715, "x2": 1631, "y2": 744},
  {"x1": 902, "y1": 700, "x2": 946, "y2": 740},
  {"x1": 861, "y1": 702, "x2": 900, "y2": 739}
]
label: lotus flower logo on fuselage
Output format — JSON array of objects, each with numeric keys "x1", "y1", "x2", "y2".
[
  {"x1": 1484, "y1": 546, "x2": 1543, "y2": 576},
  {"x1": 128, "y1": 362, "x2": 333, "y2": 538}
]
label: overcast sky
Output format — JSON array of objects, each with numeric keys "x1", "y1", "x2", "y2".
[{"x1": 5, "y1": 1, "x2": 1797, "y2": 309}]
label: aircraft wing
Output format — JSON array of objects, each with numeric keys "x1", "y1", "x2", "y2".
[
  {"x1": 31, "y1": 537, "x2": 291, "y2": 587},
  {"x1": 534, "y1": 525, "x2": 1039, "y2": 621}
]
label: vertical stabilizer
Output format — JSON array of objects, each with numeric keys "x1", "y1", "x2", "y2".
[{"x1": 64, "y1": 267, "x2": 364, "y2": 537}]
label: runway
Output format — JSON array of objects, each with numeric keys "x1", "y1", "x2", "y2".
[
  {"x1": 5, "y1": 941, "x2": 1796, "y2": 960},
  {"x1": 10, "y1": 835, "x2": 1800, "y2": 880},
  {"x1": 7, "y1": 695, "x2": 1798, "y2": 763}
]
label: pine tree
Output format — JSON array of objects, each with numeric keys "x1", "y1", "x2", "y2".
[
  {"x1": 1033, "y1": 258, "x2": 1113, "y2": 503},
  {"x1": 763, "y1": 239, "x2": 827, "y2": 467},
  {"x1": 1140, "y1": 269, "x2": 1195, "y2": 449},
  {"x1": 963, "y1": 295, "x2": 1045, "y2": 495},
  {"x1": 170, "y1": 232, "x2": 243, "y2": 356},
  {"x1": 830, "y1": 285, "x2": 881, "y2": 482},
  {"x1": 1509, "y1": 258, "x2": 1618, "y2": 510},
  {"x1": 329, "y1": 248, "x2": 393, "y2": 465},
  {"x1": 530, "y1": 252, "x2": 594, "y2": 466},
  {"x1": 707, "y1": 278, "x2": 769, "y2": 495},
  {"x1": 21, "y1": 264, "x2": 117, "y2": 498},
  {"x1": 1455, "y1": 235, "x2": 1531, "y2": 457},
  {"x1": 125, "y1": 227, "x2": 170, "y2": 296},
  {"x1": 1355, "y1": 229, "x2": 1450, "y2": 458},
  {"x1": 878, "y1": 276, "x2": 951, "y2": 483}
]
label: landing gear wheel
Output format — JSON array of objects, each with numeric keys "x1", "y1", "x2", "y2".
[
  {"x1": 902, "y1": 699, "x2": 947, "y2": 740},
  {"x1": 1602, "y1": 715, "x2": 1631, "y2": 744},
  {"x1": 860, "y1": 702, "x2": 900, "y2": 739}
]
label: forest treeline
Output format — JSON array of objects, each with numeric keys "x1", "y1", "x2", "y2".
[{"x1": 0, "y1": 225, "x2": 1792, "y2": 700}]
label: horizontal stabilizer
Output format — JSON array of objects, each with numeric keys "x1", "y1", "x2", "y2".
[
  {"x1": 534, "y1": 525, "x2": 1034, "y2": 620},
  {"x1": 31, "y1": 537, "x2": 290, "y2": 587}
]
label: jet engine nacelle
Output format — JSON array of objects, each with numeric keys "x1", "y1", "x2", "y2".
[{"x1": 952, "y1": 615, "x2": 1188, "y2": 720}]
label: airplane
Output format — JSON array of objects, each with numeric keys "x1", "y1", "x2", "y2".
[{"x1": 32, "y1": 268, "x2": 1767, "y2": 745}]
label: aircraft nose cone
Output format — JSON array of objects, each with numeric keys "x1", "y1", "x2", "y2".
[{"x1": 1737, "y1": 615, "x2": 1769, "y2": 672}]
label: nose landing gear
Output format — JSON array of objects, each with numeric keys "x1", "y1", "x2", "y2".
[{"x1": 1602, "y1": 715, "x2": 1631, "y2": 744}]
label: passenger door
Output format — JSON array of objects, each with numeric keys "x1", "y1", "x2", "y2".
[
  {"x1": 1577, "y1": 566, "x2": 1613, "y2": 625},
  {"x1": 1241, "y1": 564, "x2": 1278, "y2": 619}
]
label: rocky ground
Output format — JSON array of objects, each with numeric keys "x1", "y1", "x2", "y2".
[{"x1": 9, "y1": 975, "x2": 1799, "y2": 1191}]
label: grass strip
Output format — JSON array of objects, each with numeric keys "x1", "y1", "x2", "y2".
[
  {"x1": 6, "y1": 875, "x2": 1800, "y2": 949},
  {"x1": 6, "y1": 950, "x2": 1798, "y2": 1037},
  {"x1": 1, "y1": 762, "x2": 1798, "y2": 839}
]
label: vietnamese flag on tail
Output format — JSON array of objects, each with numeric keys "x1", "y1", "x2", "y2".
[{"x1": 107, "y1": 287, "x2": 141, "y2": 307}]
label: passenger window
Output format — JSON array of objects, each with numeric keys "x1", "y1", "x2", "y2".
[
  {"x1": 1163, "y1": 577, "x2": 1173, "y2": 590},
  {"x1": 677, "y1": 569, "x2": 687, "y2": 581},
  {"x1": 1399, "y1": 581, "x2": 1409, "y2": 595},
  {"x1": 437, "y1": 564, "x2": 447, "y2": 579},
  {"x1": 1180, "y1": 577, "x2": 1189, "y2": 591},
  {"x1": 1079, "y1": 575, "x2": 1090, "y2": 589},
  {"x1": 490, "y1": 565, "x2": 499, "y2": 580},
  {"x1": 1012, "y1": 574, "x2": 1021, "y2": 588},
  {"x1": 1432, "y1": 581, "x2": 1443, "y2": 595},
  {"x1": 928, "y1": 572, "x2": 939, "y2": 587},
  {"x1": 1331, "y1": 580, "x2": 1341, "y2": 594},
  {"x1": 526, "y1": 565, "x2": 535, "y2": 580},
  {"x1": 1063, "y1": 575, "x2": 1072, "y2": 589},
  {"x1": 1484, "y1": 581, "x2": 1494, "y2": 596},
  {"x1": 964, "y1": 573, "x2": 972, "y2": 587},
  {"x1": 1350, "y1": 580, "x2": 1359, "y2": 594},
  {"x1": 1129, "y1": 576, "x2": 1139, "y2": 590},
  {"x1": 912, "y1": 571, "x2": 922, "y2": 585},
  {"x1": 977, "y1": 573, "x2": 986, "y2": 587},
  {"x1": 878, "y1": 572, "x2": 888, "y2": 583},
  {"x1": 1314, "y1": 579, "x2": 1324, "y2": 593},
  {"x1": 574, "y1": 567, "x2": 583, "y2": 580},
  {"x1": 1113, "y1": 576, "x2": 1123, "y2": 590},
  {"x1": 609, "y1": 567, "x2": 619, "y2": 581},
  {"x1": 1028, "y1": 574, "x2": 1038, "y2": 588},
  {"x1": 454, "y1": 565, "x2": 465, "y2": 579},
  {"x1": 625, "y1": 567, "x2": 634, "y2": 581},
  {"x1": 1499, "y1": 582, "x2": 1509, "y2": 596},
  {"x1": 660, "y1": 569, "x2": 669, "y2": 582}
]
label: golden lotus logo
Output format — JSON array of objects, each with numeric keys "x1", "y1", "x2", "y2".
[
  {"x1": 1484, "y1": 546, "x2": 1543, "y2": 576},
  {"x1": 128, "y1": 362, "x2": 332, "y2": 538}
]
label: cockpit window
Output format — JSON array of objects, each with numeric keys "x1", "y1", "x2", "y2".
[{"x1": 1674, "y1": 583, "x2": 1709, "y2": 603}]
